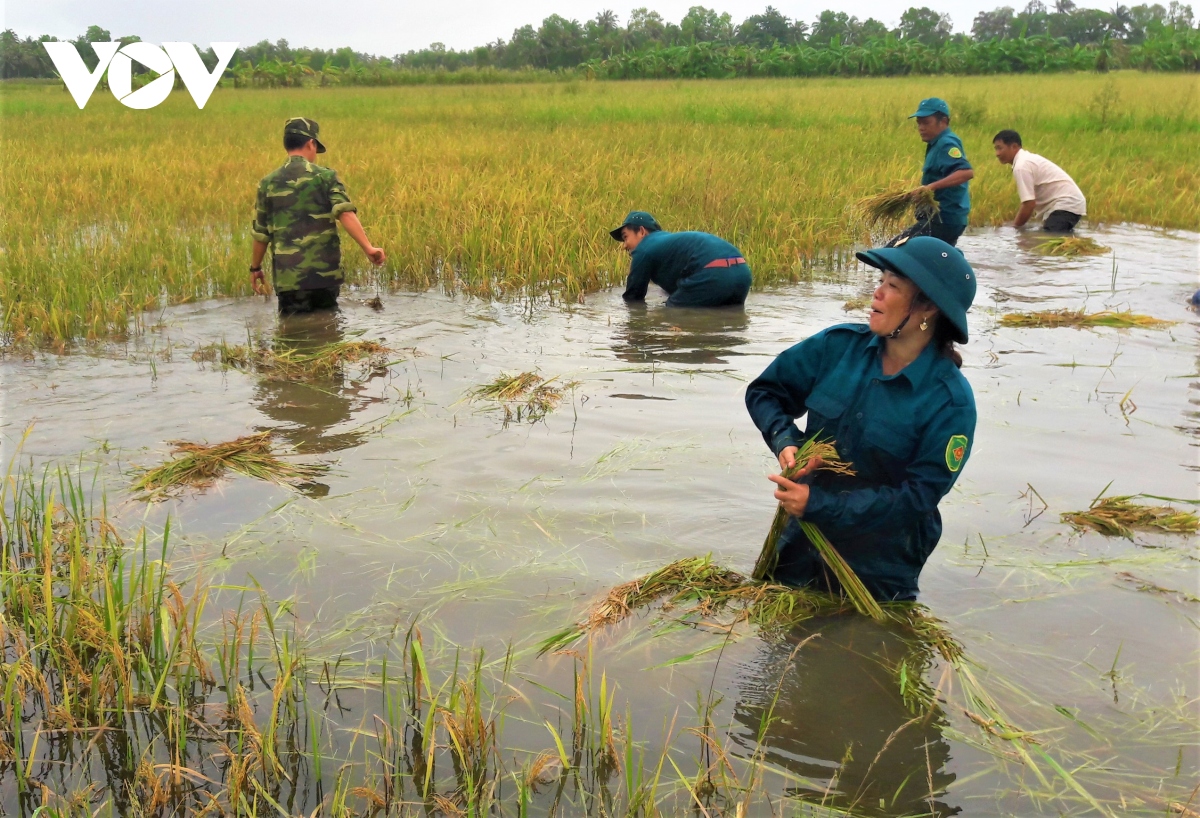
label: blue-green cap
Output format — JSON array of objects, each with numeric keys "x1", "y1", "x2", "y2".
[
  {"x1": 909, "y1": 97, "x2": 951, "y2": 119},
  {"x1": 856, "y1": 236, "x2": 976, "y2": 343},
  {"x1": 609, "y1": 211, "x2": 662, "y2": 241}
]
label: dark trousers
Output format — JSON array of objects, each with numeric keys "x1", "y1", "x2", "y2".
[
  {"x1": 1043, "y1": 210, "x2": 1082, "y2": 233},
  {"x1": 277, "y1": 285, "x2": 340, "y2": 314},
  {"x1": 666, "y1": 264, "x2": 752, "y2": 308},
  {"x1": 888, "y1": 219, "x2": 966, "y2": 248}
]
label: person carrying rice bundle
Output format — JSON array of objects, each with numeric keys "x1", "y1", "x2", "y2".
[
  {"x1": 889, "y1": 98, "x2": 974, "y2": 248},
  {"x1": 610, "y1": 211, "x2": 752, "y2": 308},
  {"x1": 992, "y1": 129, "x2": 1087, "y2": 233},
  {"x1": 746, "y1": 236, "x2": 977, "y2": 601}
]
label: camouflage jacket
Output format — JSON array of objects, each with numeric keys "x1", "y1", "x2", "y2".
[{"x1": 251, "y1": 156, "x2": 356, "y2": 292}]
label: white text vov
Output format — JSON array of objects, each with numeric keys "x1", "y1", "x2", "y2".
[{"x1": 43, "y1": 42, "x2": 239, "y2": 110}]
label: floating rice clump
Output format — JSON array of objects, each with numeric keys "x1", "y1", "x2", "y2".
[
  {"x1": 133, "y1": 432, "x2": 327, "y2": 498},
  {"x1": 469, "y1": 372, "x2": 578, "y2": 423},
  {"x1": 856, "y1": 187, "x2": 939, "y2": 228},
  {"x1": 999, "y1": 310, "x2": 1174, "y2": 329},
  {"x1": 1062, "y1": 495, "x2": 1198, "y2": 539},
  {"x1": 1032, "y1": 236, "x2": 1109, "y2": 256},
  {"x1": 843, "y1": 295, "x2": 872, "y2": 312},
  {"x1": 193, "y1": 338, "x2": 395, "y2": 381}
]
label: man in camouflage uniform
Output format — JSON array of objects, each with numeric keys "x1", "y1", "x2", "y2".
[{"x1": 250, "y1": 117, "x2": 385, "y2": 313}]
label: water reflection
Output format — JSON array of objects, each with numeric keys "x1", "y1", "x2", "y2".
[
  {"x1": 252, "y1": 313, "x2": 386, "y2": 495},
  {"x1": 730, "y1": 616, "x2": 958, "y2": 817},
  {"x1": 611, "y1": 305, "x2": 749, "y2": 365}
]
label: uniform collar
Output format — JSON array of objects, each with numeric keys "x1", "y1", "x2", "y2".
[
  {"x1": 927, "y1": 128, "x2": 956, "y2": 147},
  {"x1": 866, "y1": 332, "x2": 939, "y2": 387}
]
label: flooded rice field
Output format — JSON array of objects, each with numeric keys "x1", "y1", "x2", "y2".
[{"x1": 3, "y1": 224, "x2": 1198, "y2": 816}]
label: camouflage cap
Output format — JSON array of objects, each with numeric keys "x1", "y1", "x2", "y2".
[{"x1": 283, "y1": 117, "x2": 326, "y2": 153}]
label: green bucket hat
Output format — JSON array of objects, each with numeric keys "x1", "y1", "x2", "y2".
[
  {"x1": 284, "y1": 116, "x2": 326, "y2": 153},
  {"x1": 908, "y1": 97, "x2": 950, "y2": 119},
  {"x1": 609, "y1": 211, "x2": 662, "y2": 241},
  {"x1": 855, "y1": 236, "x2": 976, "y2": 343}
]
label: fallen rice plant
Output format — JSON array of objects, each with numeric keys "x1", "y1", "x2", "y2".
[
  {"x1": 1062, "y1": 494, "x2": 1198, "y2": 539},
  {"x1": 842, "y1": 295, "x2": 872, "y2": 312},
  {"x1": 999, "y1": 309, "x2": 1174, "y2": 329},
  {"x1": 133, "y1": 431, "x2": 327, "y2": 497},
  {"x1": 856, "y1": 187, "x2": 939, "y2": 229},
  {"x1": 539, "y1": 555, "x2": 1111, "y2": 812},
  {"x1": 193, "y1": 337, "x2": 396, "y2": 381},
  {"x1": 468, "y1": 371, "x2": 579, "y2": 423},
  {"x1": 1032, "y1": 235, "x2": 1110, "y2": 256}
]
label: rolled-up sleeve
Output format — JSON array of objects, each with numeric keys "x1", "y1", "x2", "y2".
[
  {"x1": 328, "y1": 171, "x2": 356, "y2": 218},
  {"x1": 251, "y1": 180, "x2": 271, "y2": 243}
]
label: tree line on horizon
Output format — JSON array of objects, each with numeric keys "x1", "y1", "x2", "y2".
[{"x1": 2, "y1": 1, "x2": 1197, "y2": 83}]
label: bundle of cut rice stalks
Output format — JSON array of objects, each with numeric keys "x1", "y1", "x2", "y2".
[
  {"x1": 133, "y1": 432, "x2": 327, "y2": 499},
  {"x1": 856, "y1": 187, "x2": 939, "y2": 229},
  {"x1": 749, "y1": 438, "x2": 884, "y2": 620},
  {"x1": 999, "y1": 310, "x2": 1173, "y2": 329},
  {"x1": 1062, "y1": 494, "x2": 1198, "y2": 539},
  {"x1": 1032, "y1": 236, "x2": 1109, "y2": 257}
]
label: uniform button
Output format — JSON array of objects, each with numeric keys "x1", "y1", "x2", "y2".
[
  {"x1": 871, "y1": 379, "x2": 879, "y2": 385},
  {"x1": 856, "y1": 412, "x2": 863, "y2": 419}
]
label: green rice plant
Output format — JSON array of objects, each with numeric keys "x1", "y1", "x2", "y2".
[
  {"x1": 856, "y1": 186, "x2": 939, "y2": 229},
  {"x1": 1062, "y1": 494, "x2": 1199, "y2": 538},
  {"x1": 132, "y1": 431, "x2": 327, "y2": 497},
  {"x1": 193, "y1": 337, "x2": 396, "y2": 381},
  {"x1": 999, "y1": 309, "x2": 1175, "y2": 329},
  {"x1": 1032, "y1": 235, "x2": 1110, "y2": 256}
]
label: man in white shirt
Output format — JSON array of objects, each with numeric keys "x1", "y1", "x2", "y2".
[{"x1": 992, "y1": 130, "x2": 1087, "y2": 233}]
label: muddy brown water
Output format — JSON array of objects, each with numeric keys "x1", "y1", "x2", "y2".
[{"x1": 3, "y1": 225, "x2": 1198, "y2": 815}]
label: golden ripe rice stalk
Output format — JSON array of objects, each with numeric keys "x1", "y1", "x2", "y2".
[
  {"x1": 471, "y1": 371, "x2": 543, "y2": 401},
  {"x1": 1061, "y1": 495, "x2": 1198, "y2": 539},
  {"x1": 133, "y1": 432, "x2": 326, "y2": 498},
  {"x1": 856, "y1": 187, "x2": 939, "y2": 228},
  {"x1": 470, "y1": 372, "x2": 579, "y2": 421},
  {"x1": 751, "y1": 439, "x2": 854, "y2": 579},
  {"x1": 192, "y1": 339, "x2": 394, "y2": 381},
  {"x1": 1032, "y1": 236, "x2": 1109, "y2": 256},
  {"x1": 999, "y1": 309, "x2": 1173, "y2": 329}
]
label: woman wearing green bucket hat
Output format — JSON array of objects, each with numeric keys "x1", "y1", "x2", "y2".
[{"x1": 745, "y1": 236, "x2": 977, "y2": 601}]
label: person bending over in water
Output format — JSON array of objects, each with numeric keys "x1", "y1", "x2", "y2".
[
  {"x1": 745, "y1": 236, "x2": 977, "y2": 601},
  {"x1": 610, "y1": 211, "x2": 752, "y2": 308}
]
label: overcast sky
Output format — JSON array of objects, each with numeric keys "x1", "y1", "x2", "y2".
[{"x1": 9, "y1": 0, "x2": 1108, "y2": 55}]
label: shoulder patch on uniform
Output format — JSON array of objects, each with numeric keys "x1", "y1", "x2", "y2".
[
  {"x1": 945, "y1": 435, "x2": 968, "y2": 472},
  {"x1": 947, "y1": 147, "x2": 963, "y2": 159}
]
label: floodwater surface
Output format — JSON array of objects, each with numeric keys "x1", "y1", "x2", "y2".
[{"x1": 3, "y1": 225, "x2": 1198, "y2": 816}]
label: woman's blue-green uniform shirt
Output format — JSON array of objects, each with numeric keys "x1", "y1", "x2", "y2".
[
  {"x1": 622, "y1": 231, "x2": 750, "y2": 306},
  {"x1": 745, "y1": 324, "x2": 976, "y2": 601},
  {"x1": 922, "y1": 130, "x2": 972, "y2": 226}
]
